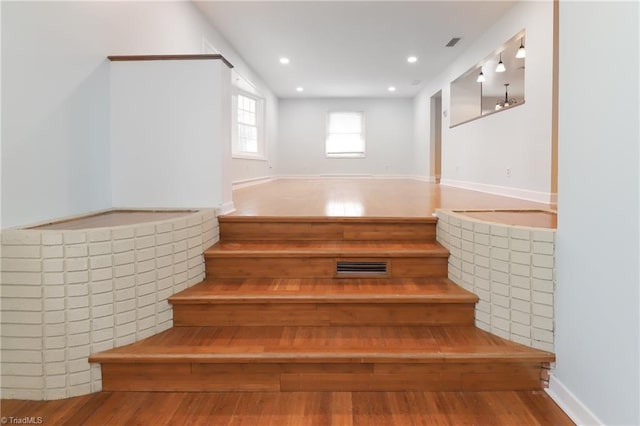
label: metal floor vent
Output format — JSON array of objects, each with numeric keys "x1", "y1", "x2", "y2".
[{"x1": 336, "y1": 261, "x2": 388, "y2": 275}]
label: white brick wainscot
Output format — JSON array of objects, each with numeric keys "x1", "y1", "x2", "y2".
[
  {"x1": 435, "y1": 210, "x2": 556, "y2": 353},
  {"x1": 0, "y1": 210, "x2": 219, "y2": 400}
]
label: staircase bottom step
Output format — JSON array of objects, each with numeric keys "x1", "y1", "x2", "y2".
[{"x1": 90, "y1": 326, "x2": 553, "y2": 392}]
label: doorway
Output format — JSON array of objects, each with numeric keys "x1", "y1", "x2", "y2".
[{"x1": 429, "y1": 91, "x2": 442, "y2": 183}]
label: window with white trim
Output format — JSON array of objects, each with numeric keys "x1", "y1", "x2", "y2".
[
  {"x1": 237, "y1": 94, "x2": 258, "y2": 152},
  {"x1": 326, "y1": 111, "x2": 365, "y2": 158},
  {"x1": 232, "y1": 91, "x2": 265, "y2": 159}
]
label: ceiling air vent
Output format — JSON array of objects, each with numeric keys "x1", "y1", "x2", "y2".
[
  {"x1": 446, "y1": 37, "x2": 462, "y2": 47},
  {"x1": 336, "y1": 261, "x2": 388, "y2": 276}
]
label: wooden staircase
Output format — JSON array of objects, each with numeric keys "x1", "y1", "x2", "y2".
[{"x1": 90, "y1": 216, "x2": 554, "y2": 392}]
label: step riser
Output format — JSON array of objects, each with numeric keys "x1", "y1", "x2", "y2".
[
  {"x1": 220, "y1": 222, "x2": 436, "y2": 242},
  {"x1": 100, "y1": 362, "x2": 547, "y2": 392},
  {"x1": 205, "y1": 257, "x2": 448, "y2": 278},
  {"x1": 172, "y1": 303, "x2": 476, "y2": 327}
]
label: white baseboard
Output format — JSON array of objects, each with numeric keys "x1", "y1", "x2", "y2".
[
  {"x1": 546, "y1": 374, "x2": 603, "y2": 425},
  {"x1": 218, "y1": 201, "x2": 236, "y2": 215},
  {"x1": 232, "y1": 176, "x2": 274, "y2": 189},
  {"x1": 274, "y1": 174, "x2": 428, "y2": 180},
  {"x1": 440, "y1": 178, "x2": 554, "y2": 204},
  {"x1": 413, "y1": 175, "x2": 438, "y2": 183}
]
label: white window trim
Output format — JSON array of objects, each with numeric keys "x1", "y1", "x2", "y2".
[
  {"x1": 325, "y1": 111, "x2": 366, "y2": 159},
  {"x1": 232, "y1": 89, "x2": 267, "y2": 161}
]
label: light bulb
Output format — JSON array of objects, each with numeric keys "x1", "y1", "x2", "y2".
[
  {"x1": 477, "y1": 71, "x2": 485, "y2": 83},
  {"x1": 516, "y1": 38, "x2": 526, "y2": 58}
]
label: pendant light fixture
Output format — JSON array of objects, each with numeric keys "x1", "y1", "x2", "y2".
[
  {"x1": 495, "y1": 83, "x2": 517, "y2": 110},
  {"x1": 516, "y1": 37, "x2": 526, "y2": 58},
  {"x1": 477, "y1": 70, "x2": 485, "y2": 83},
  {"x1": 496, "y1": 52, "x2": 506, "y2": 72}
]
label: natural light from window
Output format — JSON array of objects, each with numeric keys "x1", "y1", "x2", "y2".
[
  {"x1": 326, "y1": 112, "x2": 365, "y2": 158},
  {"x1": 237, "y1": 94, "x2": 258, "y2": 153}
]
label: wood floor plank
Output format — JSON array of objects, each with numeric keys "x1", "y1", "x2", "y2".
[
  {"x1": 0, "y1": 391, "x2": 574, "y2": 425},
  {"x1": 228, "y1": 179, "x2": 554, "y2": 218}
]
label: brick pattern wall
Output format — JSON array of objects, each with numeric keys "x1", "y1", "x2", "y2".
[
  {"x1": 0, "y1": 210, "x2": 218, "y2": 400},
  {"x1": 436, "y1": 210, "x2": 555, "y2": 352}
]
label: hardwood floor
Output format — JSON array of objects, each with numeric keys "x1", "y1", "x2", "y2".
[
  {"x1": 42, "y1": 179, "x2": 573, "y2": 426},
  {"x1": 0, "y1": 391, "x2": 574, "y2": 425},
  {"x1": 230, "y1": 179, "x2": 555, "y2": 221}
]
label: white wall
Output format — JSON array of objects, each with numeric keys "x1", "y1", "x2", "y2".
[
  {"x1": 554, "y1": 2, "x2": 639, "y2": 425},
  {"x1": 277, "y1": 98, "x2": 414, "y2": 176},
  {"x1": 110, "y1": 60, "x2": 230, "y2": 209},
  {"x1": 1, "y1": 1, "x2": 277, "y2": 228},
  {"x1": 2, "y1": 2, "x2": 113, "y2": 228},
  {"x1": 191, "y1": 3, "x2": 278, "y2": 184},
  {"x1": 413, "y1": 1, "x2": 554, "y2": 202}
]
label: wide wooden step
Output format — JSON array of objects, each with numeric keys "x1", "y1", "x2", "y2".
[
  {"x1": 218, "y1": 216, "x2": 437, "y2": 242},
  {"x1": 90, "y1": 325, "x2": 554, "y2": 392},
  {"x1": 205, "y1": 241, "x2": 449, "y2": 278},
  {"x1": 169, "y1": 277, "x2": 478, "y2": 326}
]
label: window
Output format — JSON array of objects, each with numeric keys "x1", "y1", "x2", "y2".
[
  {"x1": 237, "y1": 95, "x2": 258, "y2": 153},
  {"x1": 232, "y1": 91, "x2": 265, "y2": 159},
  {"x1": 326, "y1": 112, "x2": 365, "y2": 158}
]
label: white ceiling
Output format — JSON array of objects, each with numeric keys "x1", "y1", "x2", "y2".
[{"x1": 195, "y1": 1, "x2": 516, "y2": 98}]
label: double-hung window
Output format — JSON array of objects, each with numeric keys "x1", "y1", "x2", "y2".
[
  {"x1": 237, "y1": 94, "x2": 258, "y2": 153},
  {"x1": 232, "y1": 90, "x2": 265, "y2": 159},
  {"x1": 326, "y1": 111, "x2": 365, "y2": 158}
]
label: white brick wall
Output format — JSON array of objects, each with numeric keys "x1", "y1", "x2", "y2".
[
  {"x1": 436, "y1": 210, "x2": 556, "y2": 352},
  {"x1": 0, "y1": 209, "x2": 219, "y2": 400}
]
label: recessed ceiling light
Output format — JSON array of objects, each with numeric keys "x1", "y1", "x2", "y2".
[
  {"x1": 388, "y1": 86, "x2": 396, "y2": 92},
  {"x1": 296, "y1": 87, "x2": 304, "y2": 92},
  {"x1": 407, "y1": 56, "x2": 418, "y2": 63},
  {"x1": 279, "y1": 57, "x2": 290, "y2": 65}
]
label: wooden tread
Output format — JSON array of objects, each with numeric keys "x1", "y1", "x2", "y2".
[
  {"x1": 169, "y1": 278, "x2": 478, "y2": 326},
  {"x1": 205, "y1": 241, "x2": 449, "y2": 258},
  {"x1": 219, "y1": 216, "x2": 439, "y2": 223},
  {"x1": 169, "y1": 277, "x2": 478, "y2": 304},
  {"x1": 90, "y1": 325, "x2": 554, "y2": 364},
  {"x1": 90, "y1": 326, "x2": 553, "y2": 392}
]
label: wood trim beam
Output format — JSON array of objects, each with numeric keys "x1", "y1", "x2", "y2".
[{"x1": 108, "y1": 54, "x2": 233, "y2": 69}]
